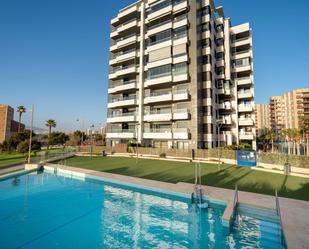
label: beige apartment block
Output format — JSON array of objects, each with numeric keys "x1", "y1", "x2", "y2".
[
  {"x1": 106, "y1": 0, "x2": 256, "y2": 149},
  {"x1": 269, "y1": 88, "x2": 309, "y2": 132},
  {"x1": 255, "y1": 104, "x2": 270, "y2": 137}
]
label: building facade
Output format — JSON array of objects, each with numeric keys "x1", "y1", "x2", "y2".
[
  {"x1": 106, "y1": 0, "x2": 256, "y2": 149},
  {"x1": 269, "y1": 88, "x2": 309, "y2": 133},
  {"x1": 255, "y1": 104, "x2": 270, "y2": 137},
  {"x1": 0, "y1": 105, "x2": 25, "y2": 143}
]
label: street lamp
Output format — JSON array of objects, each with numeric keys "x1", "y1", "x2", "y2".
[
  {"x1": 135, "y1": 123, "x2": 140, "y2": 163},
  {"x1": 89, "y1": 124, "x2": 95, "y2": 157},
  {"x1": 215, "y1": 119, "x2": 223, "y2": 170},
  {"x1": 76, "y1": 118, "x2": 85, "y2": 145},
  {"x1": 27, "y1": 105, "x2": 34, "y2": 164}
]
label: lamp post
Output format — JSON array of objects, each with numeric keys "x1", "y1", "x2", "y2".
[
  {"x1": 27, "y1": 105, "x2": 34, "y2": 164},
  {"x1": 135, "y1": 123, "x2": 140, "y2": 164},
  {"x1": 216, "y1": 119, "x2": 223, "y2": 171},
  {"x1": 89, "y1": 124, "x2": 94, "y2": 157},
  {"x1": 76, "y1": 118, "x2": 85, "y2": 145}
]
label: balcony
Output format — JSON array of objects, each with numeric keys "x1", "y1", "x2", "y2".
[
  {"x1": 118, "y1": 4, "x2": 138, "y2": 19},
  {"x1": 144, "y1": 92, "x2": 172, "y2": 104},
  {"x1": 108, "y1": 96, "x2": 137, "y2": 108},
  {"x1": 109, "y1": 65, "x2": 137, "y2": 79},
  {"x1": 233, "y1": 64, "x2": 252, "y2": 73},
  {"x1": 117, "y1": 50, "x2": 137, "y2": 63},
  {"x1": 237, "y1": 76, "x2": 252, "y2": 86},
  {"x1": 221, "y1": 116, "x2": 232, "y2": 125},
  {"x1": 108, "y1": 80, "x2": 137, "y2": 94},
  {"x1": 117, "y1": 19, "x2": 138, "y2": 33},
  {"x1": 143, "y1": 128, "x2": 172, "y2": 139},
  {"x1": 239, "y1": 132, "x2": 254, "y2": 140},
  {"x1": 173, "y1": 109, "x2": 190, "y2": 120},
  {"x1": 148, "y1": 1, "x2": 173, "y2": 21},
  {"x1": 233, "y1": 50, "x2": 251, "y2": 59},
  {"x1": 173, "y1": 90, "x2": 189, "y2": 101},
  {"x1": 238, "y1": 105, "x2": 253, "y2": 112},
  {"x1": 232, "y1": 37, "x2": 252, "y2": 47},
  {"x1": 218, "y1": 88, "x2": 231, "y2": 95},
  {"x1": 238, "y1": 91, "x2": 253, "y2": 99},
  {"x1": 106, "y1": 129, "x2": 135, "y2": 139},
  {"x1": 144, "y1": 110, "x2": 172, "y2": 122},
  {"x1": 219, "y1": 102, "x2": 231, "y2": 110},
  {"x1": 147, "y1": 20, "x2": 173, "y2": 36},
  {"x1": 239, "y1": 118, "x2": 254, "y2": 126},
  {"x1": 145, "y1": 74, "x2": 172, "y2": 87},
  {"x1": 107, "y1": 113, "x2": 136, "y2": 123},
  {"x1": 117, "y1": 34, "x2": 137, "y2": 48},
  {"x1": 173, "y1": 128, "x2": 190, "y2": 139}
]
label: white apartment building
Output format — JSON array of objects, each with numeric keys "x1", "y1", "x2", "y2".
[{"x1": 106, "y1": 0, "x2": 256, "y2": 149}]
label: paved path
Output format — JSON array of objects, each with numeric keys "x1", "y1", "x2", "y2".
[
  {"x1": 0, "y1": 165, "x2": 24, "y2": 176},
  {"x1": 44, "y1": 164, "x2": 309, "y2": 248}
]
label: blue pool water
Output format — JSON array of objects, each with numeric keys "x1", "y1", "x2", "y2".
[{"x1": 0, "y1": 171, "x2": 286, "y2": 249}]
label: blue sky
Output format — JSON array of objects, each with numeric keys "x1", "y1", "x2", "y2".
[{"x1": 0, "y1": 0, "x2": 308, "y2": 131}]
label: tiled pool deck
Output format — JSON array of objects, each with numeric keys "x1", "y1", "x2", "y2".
[{"x1": 1, "y1": 163, "x2": 309, "y2": 249}]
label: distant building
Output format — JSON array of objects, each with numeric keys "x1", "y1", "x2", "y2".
[
  {"x1": 255, "y1": 104, "x2": 270, "y2": 137},
  {"x1": 0, "y1": 104, "x2": 25, "y2": 143},
  {"x1": 268, "y1": 88, "x2": 309, "y2": 133}
]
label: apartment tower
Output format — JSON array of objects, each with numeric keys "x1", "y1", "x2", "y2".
[
  {"x1": 255, "y1": 104, "x2": 270, "y2": 137},
  {"x1": 270, "y1": 88, "x2": 309, "y2": 132},
  {"x1": 106, "y1": 0, "x2": 256, "y2": 149},
  {"x1": 0, "y1": 105, "x2": 25, "y2": 143}
]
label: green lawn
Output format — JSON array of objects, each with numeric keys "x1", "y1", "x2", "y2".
[
  {"x1": 61, "y1": 156, "x2": 309, "y2": 201},
  {"x1": 0, "y1": 152, "x2": 27, "y2": 168}
]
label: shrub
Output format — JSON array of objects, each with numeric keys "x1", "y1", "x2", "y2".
[{"x1": 159, "y1": 153, "x2": 166, "y2": 158}]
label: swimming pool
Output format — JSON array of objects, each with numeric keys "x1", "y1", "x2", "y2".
[{"x1": 0, "y1": 169, "x2": 286, "y2": 249}]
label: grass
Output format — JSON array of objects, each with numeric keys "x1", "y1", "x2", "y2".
[
  {"x1": 0, "y1": 152, "x2": 27, "y2": 168},
  {"x1": 60, "y1": 156, "x2": 309, "y2": 202}
]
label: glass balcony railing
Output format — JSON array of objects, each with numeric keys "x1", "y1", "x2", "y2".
[
  {"x1": 108, "y1": 112, "x2": 136, "y2": 118},
  {"x1": 145, "y1": 108, "x2": 172, "y2": 115},
  {"x1": 107, "y1": 128, "x2": 135, "y2": 133},
  {"x1": 110, "y1": 95, "x2": 136, "y2": 103}
]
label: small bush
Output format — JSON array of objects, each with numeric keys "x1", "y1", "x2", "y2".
[{"x1": 159, "y1": 153, "x2": 166, "y2": 158}]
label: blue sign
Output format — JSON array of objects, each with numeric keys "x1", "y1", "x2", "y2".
[{"x1": 236, "y1": 150, "x2": 257, "y2": 166}]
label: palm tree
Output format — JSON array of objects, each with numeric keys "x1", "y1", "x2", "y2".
[
  {"x1": 265, "y1": 131, "x2": 276, "y2": 153},
  {"x1": 45, "y1": 119, "x2": 56, "y2": 149},
  {"x1": 16, "y1": 106, "x2": 26, "y2": 133},
  {"x1": 299, "y1": 116, "x2": 309, "y2": 156},
  {"x1": 281, "y1": 129, "x2": 292, "y2": 155}
]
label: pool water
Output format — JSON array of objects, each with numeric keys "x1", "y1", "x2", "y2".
[{"x1": 0, "y1": 171, "x2": 286, "y2": 249}]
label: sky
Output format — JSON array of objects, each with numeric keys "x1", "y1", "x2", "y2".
[{"x1": 0, "y1": 0, "x2": 308, "y2": 131}]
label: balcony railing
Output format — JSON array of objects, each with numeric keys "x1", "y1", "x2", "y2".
[
  {"x1": 110, "y1": 95, "x2": 136, "y2": 103},
  {"x1": 108, "y1": 112, "x2": 136, "y2": 118},
  {"x1": 144, "y1": 128, "x2": 172, "y2": 133},
  {"x1": 109, "y1": 80, "x2": 137, "y2": 88},
  {"x1": 107, "y1": 128, "x2": 135, "y2": 133},
  {"x1": 145, "y1": 108, "x2": 172, "y2": 115}
]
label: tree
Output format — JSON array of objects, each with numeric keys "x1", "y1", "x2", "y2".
[
  {"x1": 299, "y1": 116, "x2": 309, "y2": 156},
  {"x1": 45, "y1": 119, "x2": 57, "y2": 149},
  {"x1": 281, "y1": 129, "x2": 292, "y2": 155},
  {"x1": 73, "y1": 130, "x2": 86, "y2": 145},
  {"x1": 17, "y1": 106, "x2": 26, "y2": 133},
  {"x1": 265, "y1": 131, "x2": 276, "y2": 153},
  {"x1": 49, "y1": 132, "x2": 69, "y2": 147},
  {"x1": 17, "y1": 140, "x2": 41, "y2": 154}
]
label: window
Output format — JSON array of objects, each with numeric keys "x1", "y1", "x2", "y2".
[
  {"x1": 202, "y1": 55, "x2": 212, "y2": 64},
  {"x1": 203, "y1": 124, "x2": 213, "y2": 134},
  {"x1": 200, "y1": 22, "x2": 211, "y2": 32},
  {"x1": 148, "y1": 0, "x2": 172, "y2": 14},
  {"x1": 201, "y1": 38, "x2": 211, "y2": 48},
  {"x1": 202, "y1": 89, "x2": 212, "y2": 98},
  {"x1": 202, "y1": 71, "x2": 212, "y2": 81},
  {"x1": 203, "y1": 106, "x2": 213, "y2": 116},
  {"x1": 216, "y1": 38, "x2": 224, "y2": 46},
  {"x1": 149, "y1": 29, "x2": 171, "y2": 45},
  {"x1": 174, "y1": 26, "x2": 187, "y2": 40},
  {"x1": 148, "y1": 64, "x2": 171, "y2": 79},
  {"x1": 173, "y1": 62, "x2": 187, "y2": 75}
]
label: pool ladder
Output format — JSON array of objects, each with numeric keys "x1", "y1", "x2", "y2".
[{"x1": 191, "y1": 161, "x2": 208, "y2": 208}]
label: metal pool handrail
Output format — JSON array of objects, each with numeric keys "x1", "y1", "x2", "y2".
[
  {"x1": 275, "y1": 190, "x2": 284, "y2": 248},
  {"x1": 275, "y1": 190, "x2": 282, "y2": 225},
  {"x1": 232, "y1": 185, "x2": 238, "y2": 217}
]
